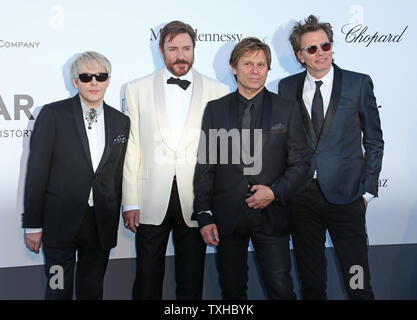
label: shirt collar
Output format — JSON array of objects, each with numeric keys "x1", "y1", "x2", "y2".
[
  {"x1": 80, "y1": 97, "x2": 103, "y2": 116},
  {"x1": 306, "y1": 65, "x2": 334, "y2": 88},
  {"x1": 238, "y1": 87, "x2": 265, "y2": 110},
  {"x1": 163, "y1": 67, "x2": 193, "y2": 82}
]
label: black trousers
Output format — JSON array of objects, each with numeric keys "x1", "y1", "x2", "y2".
[
  {"x1": 132, "y1": 179, "x2": 206, "y2": 300},
  {"x1": 217, "y1": 206, "x2": 296, "y2": 300},
  {"x1": 43, "y1": 206, "x2": 110, "y2": 300},
  {"x1": 290, "y1": 180, "x2": 374, "y2": 300}
]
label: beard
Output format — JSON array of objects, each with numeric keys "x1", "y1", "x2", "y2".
[{"x1": 165, "y1": 58, "x2": 194, "y2": 77}]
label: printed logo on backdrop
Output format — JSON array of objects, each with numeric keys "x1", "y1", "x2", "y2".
[
  {"x1": 0, "y1": 40, "x2": 40, "y2": 49},
  {"x1": 0, "y1": 5, "x2": 63, "y2": 49},
  {"x1": 343, "y1": 5, "x2": 407, "y2": 47},
  {"x1": 378, "y1": 178, "x2": 388, "y2": 188},
  {"x1": 0, "y1": 94, "x2": 35, "y2": 139},
  {"x1": 341, "y1": 24, "x2": 408, "y2": 47},
  {"x1": 150, "y1": 28, "x2": 243, "y2": 43}
]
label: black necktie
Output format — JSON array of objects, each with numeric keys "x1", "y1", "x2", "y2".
[
  {"x1": 311, "y1": 80, "x2": 324, "y2": 138},
  {"x1": 241, "y1": 102, "x2": 254, "y2": 165},
  {"x1": 167, "y1": 77, "x2": 191, "y2": 90}
]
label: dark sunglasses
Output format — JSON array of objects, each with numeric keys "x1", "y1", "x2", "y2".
[
  {"x1": 77, "y1": 73, "x2": 109, "y2": 83},
  {"x1": 300, "y1": 42, "x2": 332, "y2": 55}
]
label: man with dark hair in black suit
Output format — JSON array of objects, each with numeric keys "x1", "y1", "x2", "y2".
[
  {"x1": 278, "y1": 15, "x2": 384, "y2": 300},
  {"x1": 192, "y1": 37, "x2": 310, "y2": 300}
]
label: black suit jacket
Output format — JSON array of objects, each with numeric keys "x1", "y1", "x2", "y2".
[
  {"x1": 278, "y1": 64, "x2": 384, "y2": 204},
  {"x1": 22, "y1": 94, "x2": 130, "y2": 249},
  {"x1": 192, "y1": 89, "x2": 311, "y2": 236}
]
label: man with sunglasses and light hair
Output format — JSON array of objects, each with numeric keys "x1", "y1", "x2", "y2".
[
  {"x1": 278, "y1": 15, "x2": 384, "y2": 300},
  {"x1": 23, "y1": 51, "x2": 130, "y2": 299}
]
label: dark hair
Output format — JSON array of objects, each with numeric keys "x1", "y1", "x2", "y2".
[
  {"x1": 229, "y1": 37, "x2": 271, "y2": 70},
  {"x1": 289, "y1": 15, "x2": 334, "y2": 66},
  {"x1": 159, "y1": 20, "x2": 196, "y2": 48}
]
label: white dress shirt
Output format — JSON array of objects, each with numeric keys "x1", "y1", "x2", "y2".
[
  {"x1": 302, "y1": 65, "x2": 334, "y2": 120},
  {"x1": 26, "y1": 97, "x2": 106, "y2": 234},
  {"x1": 163, "y1": 67, "x2": 193, "y2": 149},
  {"x1": 123, "y1": 68, "x2": 193, "y2": 213},
  {"x1": 81, "y1": 100, "x2": 106, "y2": 207},
  {"x1": 303, "y1": 66, "x2": 373, "y2": 203}
]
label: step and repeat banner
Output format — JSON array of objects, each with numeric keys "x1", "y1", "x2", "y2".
[{"x1": 1, "y1": 0, "x2": 416, "y2": 268}]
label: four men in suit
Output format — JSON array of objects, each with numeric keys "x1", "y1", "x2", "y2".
[
  {"x1": 192, "y1": 37, "x2": 311, "y2": 299},
  {"x1": 121, "y1": 20, "x2": 229, "y2": 299},
  {"x1": 23, "y1": 51, "x2": 130, "y2": 299},
  {"x1": 22, "y1": 17, "x2": 384, "y2": 300},
  {"x1": 278, "y1": 15, "x2": 384, "y2": 299}
]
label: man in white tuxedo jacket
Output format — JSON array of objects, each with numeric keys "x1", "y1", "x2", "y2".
[{"x1": 122, "y1": 20, "x2": 229, "y2": 300}]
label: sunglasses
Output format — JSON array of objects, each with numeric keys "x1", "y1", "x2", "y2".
[
  {"x1": 300, "y1": 42, "x2": 332, "y2": 55},
  {"x1": 77, "y1": 73, "x2": 109, "y2": 83}
]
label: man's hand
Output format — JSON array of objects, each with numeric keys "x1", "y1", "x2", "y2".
[
  {"x1": 245, "y1": 185, "x2": 275, "y2": 209},
  {"x1": 25, "y1": 231, "x2": 42, "y2": 253},
  {"x1": 123, "y1": 209, "x2": 140, "y2": 233},
  {"x1": 200, "y1": 223, "x2": 219, "y2": 246}
]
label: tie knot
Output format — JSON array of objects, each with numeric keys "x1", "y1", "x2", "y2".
[
  {"x1": 315, "y1": 80, "x2": 323, "y2": 88},
  {"x1": 245, "y1": 102, "x2": 255, "y2": 112},
  {"x1": 86, "y1": 108, "x2": 96, "y2": 119},
  {"x1": 85, "y1": 108, "x2": 98, "y2": 129}
]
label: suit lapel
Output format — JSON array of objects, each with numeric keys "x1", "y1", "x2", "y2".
[
  {"x1": 71, "y1": 94, "x2": 93, "y2": 169},
  {"x1": 261, "y1": 89, "x2": 272, "y2": 131},
  {"x1": 95, "y1": 103, "x2": 113, "y2": 173},
  {"x1": 153, "y1": 69, "x2": 176, "y2": 152},
  {"x1": 228, "y1": 91, "x2": 242, "y2": 171},
  {"x1": 228, "y1": 91, "x2": 239, "y2": 130},
  {"x1": 260, "y1": 89, "x2": 272, "y2": 151},
  {"x1": 317, "y1": 64, "x2": 342, "y2": 146},
  {"x1": 295, "y1": 72, "x2": 317, "y2": 145}
]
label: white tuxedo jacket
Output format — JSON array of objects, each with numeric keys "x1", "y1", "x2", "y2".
[{"x1": 122, "y1": 68, "x2": 229, "y2": 227}]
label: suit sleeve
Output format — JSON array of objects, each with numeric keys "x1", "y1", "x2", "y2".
[
  {"x1": 191, "y1": 102, "x2": 216, "y2": 227},
  {"x1": 359, "y1": 75, "x2": 384, "y2": 196},
  {"x1": 269, "y1": 101, "x2": 312, "y2": 206},
  {"x1": 23, "y1": 105, "x2": 56, "y2": 228},
  {"x1": 121, "y1": 83, "x2": 141, "y2": 207}
]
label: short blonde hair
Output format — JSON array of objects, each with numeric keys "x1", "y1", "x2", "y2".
[{"x1": 70, "y1": 51, "x2": 112, "y2": 79}]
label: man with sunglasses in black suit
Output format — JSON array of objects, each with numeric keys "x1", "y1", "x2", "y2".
[
  {"x1": 278, "y1": 15, "x2": 384, "y2": 299},
  {"x1": 22, "y1": 51, "x2": 130, "y2": 299}
]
